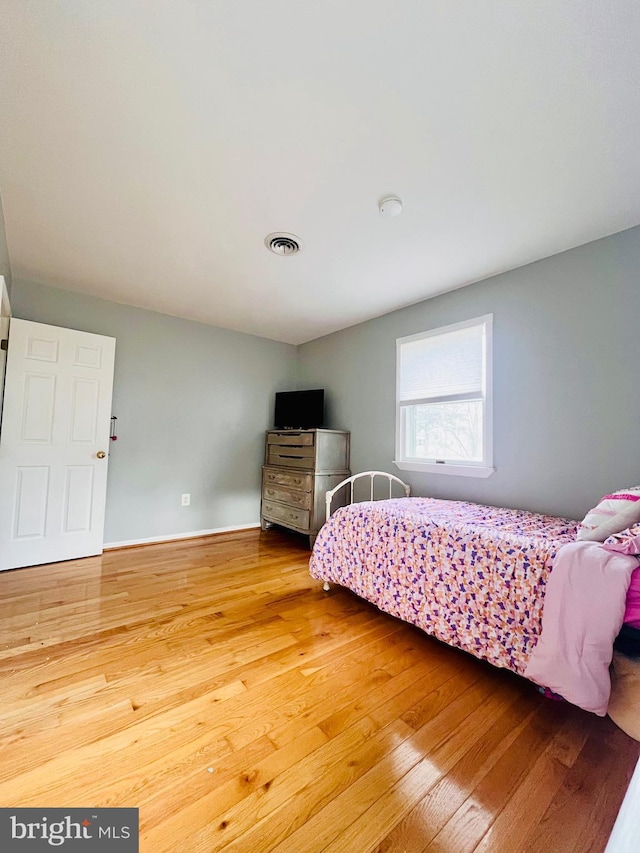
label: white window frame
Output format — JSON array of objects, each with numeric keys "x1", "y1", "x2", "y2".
[{"x1": 394, "y1": 314, "x2": 495, "y2": 478}]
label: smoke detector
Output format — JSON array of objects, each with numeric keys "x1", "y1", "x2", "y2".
[
  {"x1": 265, "y1": 232, "x2": 303, "y2": 255},
  {"x1": 379, "y1": 197, "x2": 403, "y2": 217}
]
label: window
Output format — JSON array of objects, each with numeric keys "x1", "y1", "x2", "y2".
[{"x1": 395, "y1": 314, "x2": 494, "y2": 477}]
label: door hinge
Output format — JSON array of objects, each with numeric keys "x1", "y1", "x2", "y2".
[{"x1": 0, "y1": 339, "x2": 8, "y2": 351}]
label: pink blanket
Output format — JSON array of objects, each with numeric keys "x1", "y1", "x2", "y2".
[
  {"x1": 310, "y1": 497, "x2": 576, "y2": 675},
  {"x1": 524, "y1": 541, "x2": 638, "y2": 715}
]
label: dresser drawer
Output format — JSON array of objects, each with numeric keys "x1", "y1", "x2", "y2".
[
  {"x1": 266, "y1": 447, "x2": 315, "y2": 468},
  {"x1": 263, "y1": 468, "x2": 313, "y2": 490},
  {"x1": 267, "y1": 432, "x2": 315, "y2": 447},
  {"x1": 262, "y1": 485, "x2": 312, "y2": 509},
  {"x1": 262, "y1": 501, "x2": 310, "y2": 530}
]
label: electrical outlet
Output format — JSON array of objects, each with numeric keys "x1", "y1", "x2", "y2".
[{"x1": 181, "y1": 493, "x2": 190, "y2": 507}]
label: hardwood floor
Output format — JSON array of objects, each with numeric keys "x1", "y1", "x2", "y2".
[{"x1": 0, "y1": 528, "x2": 637, "y2": 852}]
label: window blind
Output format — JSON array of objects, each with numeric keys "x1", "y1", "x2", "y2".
[{"x1": 399, "y1": 324, "x2": 484, "y2": 401}]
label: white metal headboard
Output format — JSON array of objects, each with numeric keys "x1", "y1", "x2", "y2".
[{"x1": 325, "y1": 470, "x2": 411, "y2": 522}]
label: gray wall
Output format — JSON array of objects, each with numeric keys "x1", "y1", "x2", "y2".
[
  {"x1": 0, "y1": 190, "x2": 12, "y2": 419},
  {"x1": 298, "y1": 226, "x2": 640, "y2": 521},
  {"x1": 11, "y1": 279, "x2": 297, "y2": 544},
  {"x1": 0, "y1": 192, "x2": 12, "y2": 294}
]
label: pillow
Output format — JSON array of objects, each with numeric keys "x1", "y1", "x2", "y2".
[
  {"x1": 602, "y1": 523, "x2": 640, "y2": 556},
  {"x1": 576, "y1": 487, "x2": 640, "y2": 542},
  {"x1": 604, "y1": 530, "x2": 640, "y2": 630},
  {"x1": 624, "y1": 571, "x2": 640, "y2": 629}
]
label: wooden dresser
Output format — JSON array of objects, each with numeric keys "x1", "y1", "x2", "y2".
[{"x1": 261, "y1": 429, "x2": 350, "y2": 547}]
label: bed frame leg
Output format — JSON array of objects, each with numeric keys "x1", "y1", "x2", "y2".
[{"x1": 322, "y1": 581, "x2": 331, "y2": 592}]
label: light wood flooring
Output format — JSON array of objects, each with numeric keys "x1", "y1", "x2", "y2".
[{"x1": 0, "y1": 528, "x2": 637, "y2": 852}]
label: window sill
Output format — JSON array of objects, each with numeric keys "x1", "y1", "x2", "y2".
[{"x1": 393, "y1": 460, "x2": 496, "y2": 478}]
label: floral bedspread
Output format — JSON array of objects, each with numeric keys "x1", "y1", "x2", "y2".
[{"x1": 309, "y1": 497, "x2": 578, "y2": 675}]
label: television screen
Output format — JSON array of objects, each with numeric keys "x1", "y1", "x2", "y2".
[{"x1": 274, "y1": 389, "x2": 324, "y2": 429}]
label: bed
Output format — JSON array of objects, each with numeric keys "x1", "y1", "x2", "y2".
[{"x1": 309, "y1": 471, "x2": 640, "y2": 716}]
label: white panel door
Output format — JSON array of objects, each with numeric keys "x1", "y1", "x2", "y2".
[{"x1": 0, "y1": 319, "x2": 116, "y2": 571}]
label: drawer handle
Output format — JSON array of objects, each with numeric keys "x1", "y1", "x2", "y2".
[{"x1": 279, "y1": 454, "x2": 304, "y2": 459}]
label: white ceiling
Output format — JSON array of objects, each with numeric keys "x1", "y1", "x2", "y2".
[{"x1": 1, "y1": 1, "x2": 639, "y2": 345}]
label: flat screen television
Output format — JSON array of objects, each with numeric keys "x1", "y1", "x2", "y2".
[{"x1": 274, "y1": 389, "x2": 324, "y2": 430}]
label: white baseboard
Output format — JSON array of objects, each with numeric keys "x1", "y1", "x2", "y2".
[
  {"x1": 606, "y1": 756, "x2": 640, "y2": 852},
  {"x1": 104, "y1": 522, "x2": 261, "y2": 550}
]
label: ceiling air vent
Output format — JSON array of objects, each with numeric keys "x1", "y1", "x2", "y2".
[{"x1": 265, "y1": 232, "x2": 303, "y2": 256}]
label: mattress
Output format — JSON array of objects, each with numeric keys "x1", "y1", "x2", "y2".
[{"x1": 309, "y1": 497, "x2": 578, "y2": 675}]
